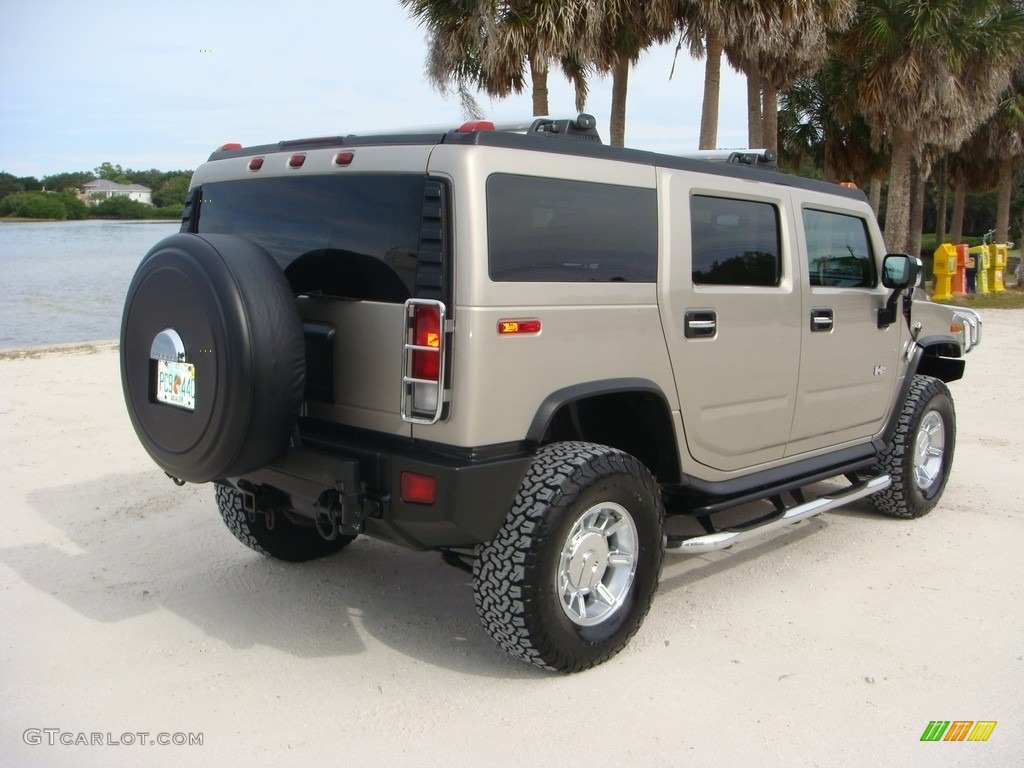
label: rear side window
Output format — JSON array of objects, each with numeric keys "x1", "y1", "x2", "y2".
[
  {"x1": 487, "y1": 174, "x2": 657, "y2": 282},
  {"x1": 803, "y1": 208, "x2": 877, "y2": 288},
  {"x1": 197, "y1": 174, "x2": 428, "y2": 302},
  {"x1": 691, "y1": 195, "x2": 781, "y2": 286}
]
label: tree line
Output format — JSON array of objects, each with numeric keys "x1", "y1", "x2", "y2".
[
  {"x1": 0, "y1": 162, "x2": 192, "y2": 220},
  {"x1": 402, "y1": 0, "x2": 1024, "y2": 253}
]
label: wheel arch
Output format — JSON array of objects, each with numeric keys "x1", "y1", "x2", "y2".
[
  {"x1": 879, "y1": 339, "x2": 961, "y2": 449},
  {"x1": 527, "y1": 379, "x2": 681, "y2": 484},
  {"x1": 914, "y1": 335, "x2": 965, "y2": 383}
]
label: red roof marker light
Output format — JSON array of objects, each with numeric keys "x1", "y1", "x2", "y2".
[{"x1": 457, "y1": 120, "x2": 496, "y2": 133}]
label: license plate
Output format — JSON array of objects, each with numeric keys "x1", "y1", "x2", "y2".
[{"x1": 155, "y1": 360, "x2": 196, "y2": 411}]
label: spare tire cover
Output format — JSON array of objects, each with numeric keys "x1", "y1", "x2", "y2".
[{"x1": 120, "y1": 233, "x2": 305, "y2": 483}]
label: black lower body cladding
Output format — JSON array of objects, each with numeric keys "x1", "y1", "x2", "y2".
[{"x1": 120, "y1": 233, "x2": 305, "y2": 483}]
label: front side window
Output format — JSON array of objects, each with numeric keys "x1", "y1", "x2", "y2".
[
  {"x1": 487, "y1": 174, "x2": 657, "y2": 282},
  {"x1": 690, "y1": 195, "x2": 781, "y2": 286},
  {"x1": 197, "y1": 174, "x2": 427, "y2": 302},
  {"x1": 803, "y1": 208, "x2": 877, "y2": 288}
]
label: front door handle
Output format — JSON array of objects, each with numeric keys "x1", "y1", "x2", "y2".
[
  {"x1": 684, "y1": 310, "x2": 717, "y2": 339},
  {"x1": 811, "y1": 308, "x2": 834, "y2": 332}
]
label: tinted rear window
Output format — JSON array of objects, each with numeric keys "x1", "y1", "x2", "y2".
[
  {"x1": 690, "y1": 195, "x2": 781, "y2": 287},
  {"x1": 487, "y1": 174, "x2": 657, "y2": 282},
  {"x1": 197, "y1": 174, "x2": 426, "y2": 302}
]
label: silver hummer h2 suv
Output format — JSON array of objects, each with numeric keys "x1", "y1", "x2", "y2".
[{"x1": 121, "y1": 114, "x2": 981, "y2": 673}]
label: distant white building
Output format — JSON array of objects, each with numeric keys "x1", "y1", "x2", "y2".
[{"x1": 80, "y1": 179, "x2": 153, "y2": 206}]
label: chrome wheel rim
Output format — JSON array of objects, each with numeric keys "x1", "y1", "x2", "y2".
[
  {"x1": 556, "y1": 502, "x2": 638, "y2": 627},
  {"x1": 913, "y1": 410, "x2": 946, "y2": 490}
]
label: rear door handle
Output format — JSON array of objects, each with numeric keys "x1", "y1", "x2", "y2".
[
  {"x1": 810, "y1": 308, "x2": 834, "y2": 332},
  {"x1": 684, "y1": 310, "x2": 717, "y2": 339}
]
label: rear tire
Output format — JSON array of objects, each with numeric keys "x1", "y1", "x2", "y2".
[
  {"x1": 870, "y1": 375, "x2": 956, "y2": 519},
  {"x1": 215, "y1": 484, "x2": 355, "y2": 562},
  {"x1": 474, "y1": 442, "x2": 663, "y2": 673}
]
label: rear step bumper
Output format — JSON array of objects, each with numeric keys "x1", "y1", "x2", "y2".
[{"x1": 666, "y1": 474, "x2": 891, "y2": 554}]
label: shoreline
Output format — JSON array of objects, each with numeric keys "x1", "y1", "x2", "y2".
[
  {"x1": 0, "y1": 339, "x2": 118, "y2": 360},
  {"x1": 0, "y1": 218, "x2": 181, "y2": 223}
]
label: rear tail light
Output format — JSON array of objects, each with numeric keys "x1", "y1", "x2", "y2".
[
  {"x1": 412, "y1": 304, "x2": 441, "y2": 380},
  {"x1": 402, "y1": 299, "x2": 447, "y2": 424}
]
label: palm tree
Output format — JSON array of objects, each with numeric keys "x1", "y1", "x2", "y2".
[
  {"x1": 985, "y1": 64, "x2": 1024, "y2": 243},
  {"x1": 584, "y1": 1, "x2": 675, "y2": 146},
  {"x1": 667, "y1": 1, "x2": 853, "y2": 152},
  {"x1": 403, "y1": 1, "x2": 673, "y2": 146},
  {"x1": 402, "y1": 0, "x2": 587, "y2": 118},
  {"x1": 725, "y1": 0, "x2": 856, "y2": 154},
  {"x1": 838, "y1": 0, "x2": 1024, "y2": 252},
  {"x1": 779, "y1": 56, "x2": 888, "y2": 207},
  {"x1": 945, "y1": 135, "x2": 1002, "y2": 244},
  {"x1": 664, "y1": 1, "x2": 779, "y2": 150}
]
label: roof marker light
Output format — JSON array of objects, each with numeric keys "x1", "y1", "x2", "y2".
[
  {"x1": 334, "y1": 151, "x2": 355, "y2": 166},
  {"x1": 457, "y1": 120, "x2": 496, "y2": 132},
  {"x1": 288, "y1": 154, "x2": 306, "y2": 168},
  {"x1": 217, "y1": 142, "x2": 243, "y2": 152},
  {"x1": 248, "y1": 157, "x2": 264, "y2": 171}
]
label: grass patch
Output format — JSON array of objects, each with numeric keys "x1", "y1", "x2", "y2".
[{"x1": 933, "y1": 289, "x2": 1024, "y2": 310}]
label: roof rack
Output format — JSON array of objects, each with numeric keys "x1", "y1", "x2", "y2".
[
  {"x1": 455, "y1": 113, "x2": 603, "y2": 143},
  {"x1": 527, "y1": 114, "x2": 602, "y2": 142},
  {"x1": 675, "y1": 148, "x2": 777, "y2": 170}
]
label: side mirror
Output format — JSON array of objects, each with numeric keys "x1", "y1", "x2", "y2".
[
  {"x1": 881, "y1": 253, "x2": 921, "y2": 289},
  {"x1": 878, "y1": 254, "x2": 922, "y2": 328}
]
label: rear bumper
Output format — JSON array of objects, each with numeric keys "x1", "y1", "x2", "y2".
[{"x1": 231, "y1": 422, "x2": 531, "y2": 549}]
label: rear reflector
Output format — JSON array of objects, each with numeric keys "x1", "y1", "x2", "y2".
[
  {"x1": 401, "y1": 472, "x2": 437, "y2": 505},
  {"x1": 498, "y1": 319, "x2": 541, "y2": 335}
]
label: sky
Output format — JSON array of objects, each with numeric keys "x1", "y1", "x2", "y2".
[{"x1": 1, "y1": 0, "x2": 751, "y2": 180}]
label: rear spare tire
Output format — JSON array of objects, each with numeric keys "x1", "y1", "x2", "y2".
[{"x1": 120, "y1": 233, "x2": 304, "y2": 483}]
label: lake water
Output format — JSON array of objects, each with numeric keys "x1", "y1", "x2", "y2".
[{"x1": 0, "y1": 220, "x2": 181, "y2": 349}]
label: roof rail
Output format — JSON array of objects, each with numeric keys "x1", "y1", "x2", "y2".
[
  {"x1": 676, "y1": 148, "x2": 777, "y2": 170},
  {"x1": 527, "y1": 113, "x2": 602, "y2": 143}
]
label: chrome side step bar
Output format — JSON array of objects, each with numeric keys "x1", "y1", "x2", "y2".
[{"x1": 666, "y1": 474, "x2": 891, "y2": 554}]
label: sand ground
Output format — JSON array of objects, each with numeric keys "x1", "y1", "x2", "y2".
[{"x1": 1, "y1": 312, "x2": 1022, "y2": 767}]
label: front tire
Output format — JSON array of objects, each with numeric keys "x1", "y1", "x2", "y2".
[
  {"x1": 870, "y1": 375, "x2": 956, "y2": 519},
  {"x1": 474, "y1": 442, "x2": 664, "y2": 673},
  {"x1": 215, "y1": 484, "x2": 355, "y2": 562}
]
